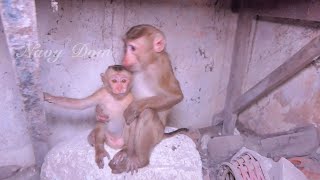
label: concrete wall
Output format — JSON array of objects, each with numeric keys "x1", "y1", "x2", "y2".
[
  {"x1": 239, "y1": 17, "x2": 320, "y2": 135},
  {"x1": 36, "y1": 0, "x2": 237, "y2": 145},
  {"x1": 0, "y1": 22, "x2": 35, "y2": 168}
]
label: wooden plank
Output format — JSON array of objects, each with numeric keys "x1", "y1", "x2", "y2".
[
  {"x1": 214, "y1": 10, "x2": 255, "y2": 135},
  {"x1": 0, "y1": 0, "x2": 49, "y2": 172},
  {"x1": 245, "y1": 0, "x2": 320, "y2": 22},
  {"x1": 233, "y1": 35, "x2": 320, "y2": 114}
]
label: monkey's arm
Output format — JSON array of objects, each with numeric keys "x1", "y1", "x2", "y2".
[
  {"x1": 124, "y1": 77, "x2": 183, "y2": 124},
  {"x1": 44, "y1": 90, "x2": 104, "y2": 110},
  {"x1": 143, "y1": 62, "x2": 184, "y2": 111},
  {"x1": 140, "y1": 85, "x2": 183, "y2": 111}
]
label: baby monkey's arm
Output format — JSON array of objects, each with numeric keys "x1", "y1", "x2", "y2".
[{"x1": 43, "y1": 89, "x2": 104, "y2": 110}]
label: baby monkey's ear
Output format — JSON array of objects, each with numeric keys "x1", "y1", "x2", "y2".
[{"x1": 100, "y1": 73, "x2": 105, "y2": 83}]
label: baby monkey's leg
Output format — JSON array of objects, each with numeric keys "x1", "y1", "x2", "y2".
[{"x1": 94, "y1": 122, "x2": 110, "y2": 169}]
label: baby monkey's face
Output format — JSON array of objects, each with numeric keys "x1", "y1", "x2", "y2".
[{"x1": 101, "y1": 66, "x2": 132, "y2": 95}]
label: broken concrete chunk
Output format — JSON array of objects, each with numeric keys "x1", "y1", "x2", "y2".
[
  {"x1": 208, "y1": 135, "x2": 244, "y2": 163},
  {"x1": 261, "y1": 126, "x2": 319, "y2": 158},
  {"x1": 41, "y1": 128, "x2": 202, "y2": 180},
  {"x1": 0, "y1": 165, "x2": 21, "y2": 179}
]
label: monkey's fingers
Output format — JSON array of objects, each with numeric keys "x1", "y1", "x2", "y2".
[
  {"x1": 43, "y1": 92, "x2": 55, "y2": 103},
  {"x1": 130, "y1": 164, "x2": 138, "y2": 175},
  {"x1": 43, "y1": 92, "x2": 49, "y2": 101},
  {"x1": 124, "y1": 107, "x2": 139, "y2": 123},
  {"x1": 125, "y1": 114, "x2": 138, "y2": 125},
  {"x1": 126, "y1": 162, "x2": 135, "y2": 175},
  {"x1": 112, "y1": 150, "x2": 127, "y2": 164},
  {"x1": 126, "y1": 156, "x2": 140, "y2": 175},
  {"x1": 95, "y1": 158, "x2": 104, "y2": 169},
  {"x1": 96, "y1": 114, "x2": 109, "y2": 122},
  {"x1": 105, "y1": 151, "x2": 111, "y2": 160}
]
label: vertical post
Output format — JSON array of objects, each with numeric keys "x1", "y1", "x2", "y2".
[
  {"x1": 214, "y1": 8, "x2": 255, "y2": 135},
  {"x1": 0, "y1": 0, "x2": 49, "y2": 172}
]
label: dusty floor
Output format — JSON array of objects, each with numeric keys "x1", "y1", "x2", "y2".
[{"x1": 194, "y1": 125, "x2": 320, "y2": 180}]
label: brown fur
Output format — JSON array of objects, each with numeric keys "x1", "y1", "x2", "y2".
[
  {"x1": 108, "y1": 25, "x2": 186, "y2": 174},
  {"x1": 44, "y1": 65, "x2": 133, "y2": 169}
]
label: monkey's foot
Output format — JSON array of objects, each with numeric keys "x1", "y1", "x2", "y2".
[
  {"x1": 95, "y1": 150, "x2": 110, "y2": 169},
  {"x1": 126, "y1": 155, "x2": 141, "y2": 175}
]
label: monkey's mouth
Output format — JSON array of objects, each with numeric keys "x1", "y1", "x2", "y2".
[{"x1": 114, "y1": 92, "x2": 127, "y2": 98}]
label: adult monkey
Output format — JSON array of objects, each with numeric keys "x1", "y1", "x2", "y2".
[{"x1": 97, "y1": 24, "x2": 184, "y2": 174}]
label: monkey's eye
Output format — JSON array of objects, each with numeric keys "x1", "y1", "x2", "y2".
[
  {"x1": 111, "y1": 79, "x2": 117, "y2": 83},
  {"x1": 121, "y1": 79, "x2": 127, "y2": 83},
  {"x1": 128, "y1": 45, "x2": 136, "y2": 51}
]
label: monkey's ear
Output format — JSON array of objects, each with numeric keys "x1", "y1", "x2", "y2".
[
  {"x1": 153, "y1": 33, "x2": 166, "y2": 52},
  {"x1": 100, "y1": 73, "x2": 105, "y2": 82}
]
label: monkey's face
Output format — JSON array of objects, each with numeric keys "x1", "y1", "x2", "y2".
[
  {"x1": 122, "y1": 36, "x2": 160, "y2": 72},
  {"x1": 101, "y1": 70, "x2": 132, "y2": 95},
  {"x1": 122, "y1": 25, "x2": 166, "y2": 72}
]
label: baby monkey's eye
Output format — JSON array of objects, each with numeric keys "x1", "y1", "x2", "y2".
[
  {"x1": 121, "y1": 79, "x2": 127, "y2": 83},
  {"x1": 111, "y1": 79, "x2": 117, "y2": 83}
]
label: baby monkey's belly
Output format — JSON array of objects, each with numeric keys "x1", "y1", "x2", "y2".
[
  {"x1": 105, "y1": 118, "x2": 125, "y2": 149},
  {"x1": 105, "y1": 133, "x2": 124, "y2": 149}
]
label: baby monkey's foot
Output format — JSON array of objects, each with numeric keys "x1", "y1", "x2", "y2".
[{"x1": 95, "y1": 149, "x2": 110, "y2": 169}]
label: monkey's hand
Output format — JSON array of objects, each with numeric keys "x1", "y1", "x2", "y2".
[
  {"x1": 43, "y1": 92, "x2": 56, "y2": 103},
  {"x1": 108, "y1": 149, "x2": 128, "y2": 174},
  {"x1": 124, "y1": 101, "x2": 143, "y2": 125},
  {"x1": 95, "y1": 105, "x2": 110, "y2": 122}
]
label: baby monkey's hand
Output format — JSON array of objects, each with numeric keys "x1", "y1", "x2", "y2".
[{"x1": 43, "y1": 92, "x2": 55, "y2": 103}]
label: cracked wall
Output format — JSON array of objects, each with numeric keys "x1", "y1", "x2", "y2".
[
  {"x1": 36, "y1": 0, "x2": 237, "y2": 145},
  {"x1": 239, "y1": 17, "x2": 320, "y2": 135}
]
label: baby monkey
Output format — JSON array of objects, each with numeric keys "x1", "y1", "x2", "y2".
[{"x1": 44, "y1": 65, "x2": 133, "y2": 169}]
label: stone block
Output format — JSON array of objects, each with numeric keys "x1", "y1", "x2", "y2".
[
  {"x1": 261, "y1": 126, "x2": 319, "y2": 158},
  {"x1": 208, "y1": 135, "x2": 244, "y2": 163},
  {"x1": 41, "y1": 128, "x2": 202, "y2": 180}
]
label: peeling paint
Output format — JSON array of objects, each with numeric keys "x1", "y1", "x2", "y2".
[{"x1": 0, "y1": 0, "x2": 49, "y2": 170}]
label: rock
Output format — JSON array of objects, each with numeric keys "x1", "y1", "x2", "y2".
[
  {"x1": 41, "y1": 128, "x2": 202, "y2": 180},
  {"x1": 207, "y1": 135, "x2": 244, "y2": 163},
  {"x1": 260, "y1": 126, "x2": 319, "y2": 158},
  {"x1": 5, "y1": 166, "x2": 38, "y2": 180}
]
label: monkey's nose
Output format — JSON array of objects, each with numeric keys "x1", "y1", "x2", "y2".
[{"x1": 116, "y1": 86, "x2": 123, "y2": 92}]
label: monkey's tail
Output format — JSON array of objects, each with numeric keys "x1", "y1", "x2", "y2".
[{"x1": 162, "y1": 128, "x2": 189, "y2": 139}]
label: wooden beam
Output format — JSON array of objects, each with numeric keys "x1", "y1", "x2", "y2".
[
  {"x1": 233, "y1": 35, "x2": 320, "y2": 114},
  {"x1": 213, "y1": 0, "x2": 320, "y2": 136},
  {"x1": 0, "y1": 0, "x2": 49, "y2": 172},
  {"x1": 212, "y1": 10, "x2": 255, "y2": 135},
  {"x1": 245, "y1": 0, "x2": 320, "y2": 22}
]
